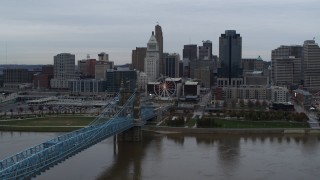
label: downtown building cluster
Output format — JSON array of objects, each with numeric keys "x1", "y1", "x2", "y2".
[{"x1": 1, "y1": 25, "x2": 320, "y2": 107}]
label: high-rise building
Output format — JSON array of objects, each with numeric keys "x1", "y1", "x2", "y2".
[
  {"x1": 164, "y1": 53, "x2": 180, "y2": 78},
  {"x1": 98, "y1": 52, "x2": 109, "y2": 61},
  {"x1": 106, "y1": 69, "x2": 137, "y2": 92},
  {"x1": 271, "y1": 45, "x2": 302, "y2": 60},
  {"x1": 183, "y1": 44, "x2": 197, "y2": 61},
  {"x1": 132, "y1": 47, "x2": 147, "y2": 72},
  {"x1": 78, "y1": 59, "x2": 96, "y2": 78},
  {"x1": 50, "y1": 53, "x2": 76, "y2": 89},
  {"x1": 95, "y1": 61, "x2": 114, "y2": 80},
  {"x1": 155, "y1": 24, "x2": 163, "y2": 75},
  {"x1": 144, "y1": 31, "x2": 160, "y2": 82},
  {"x1": 194, "y1": 67, "x2": 211, "y2": 88},
  {"x1": 272, "y1": 58, "x2": 296, "y2": 86},
  {"x1": 303, "y1": 40, "x2": 320, "y2": 92},
  {"x1": 218, "y1": 30, "x2": 242, "y2": 82},
  {"x1": 199, "y1": 40, "x2": 212, "y2": 60},
  {"x1": 271, "y1": 45, "x2": 303, "y2": 86},
  {"x1": 199, "y1": 46, "x2": 210, "y2": 60},
  {"x1": 182, "y1": 44, "x2": 197, "y2": 78}
]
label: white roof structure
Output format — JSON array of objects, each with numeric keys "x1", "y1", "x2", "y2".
[{"x1": 185, "y1": 81, "x2": 198, "y2": 85}]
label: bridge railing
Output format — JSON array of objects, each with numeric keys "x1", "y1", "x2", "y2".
[
  {"x1": 0, "y1": 91, "x2": 161, "y2": 180},
  {"x1": 0, "y1": 94, "x2": 134, "y2": 175}
]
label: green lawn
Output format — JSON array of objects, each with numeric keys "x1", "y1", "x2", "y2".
[
  {"x1": 0, "y1": 116, "x2": 96, "y2": 132},
  {"x1": 207, "y1": 118, "x2": 309, "y2": 128}
]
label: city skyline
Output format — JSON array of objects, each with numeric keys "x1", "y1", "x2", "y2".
[{"x1": 0, "y1": 0, "x2": 319, "y2": 65}]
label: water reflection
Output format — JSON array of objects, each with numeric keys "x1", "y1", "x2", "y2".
[
  {"x1": 97, "y1": 133, "x2": 156, "y2": 180},
  {"x1": 165, "y1": 134, "x2": 184, "y2": 145}
]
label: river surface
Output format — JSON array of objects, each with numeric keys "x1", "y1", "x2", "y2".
[{"x1": 1, "y1": 131, "x2": 320, "y2": 180}]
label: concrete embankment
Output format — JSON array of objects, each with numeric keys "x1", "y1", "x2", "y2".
[{"x1": 143, "y1": 126, "x2": 320, "y2": 135}]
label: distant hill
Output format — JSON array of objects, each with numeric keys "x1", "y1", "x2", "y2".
[{"x1": 0, "y1": 64, "x2": 45, "y2": 74}]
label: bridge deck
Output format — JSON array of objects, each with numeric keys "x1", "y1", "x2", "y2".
[{"x1": 0, "y1": 93, "x2": 158, "y2": 179}]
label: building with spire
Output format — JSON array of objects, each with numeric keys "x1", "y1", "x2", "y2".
[
  {"x1": 155, "y1": 24, "x2": 163, "y2": 75},
  {"x1": 144, "y1": 31, "x2": 160, "y2": 82}
]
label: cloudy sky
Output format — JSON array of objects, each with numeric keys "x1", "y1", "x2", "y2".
[{"x1": 0, "y1": 0, "x2": 319, "y2": 65}]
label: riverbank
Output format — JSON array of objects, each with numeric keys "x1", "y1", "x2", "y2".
[
  {"x1": 143, "y1": 126, "x2": 320, "y2": 135},
  {"x1": 1, "y1": 116, "x2": 319, "y2": 134}
]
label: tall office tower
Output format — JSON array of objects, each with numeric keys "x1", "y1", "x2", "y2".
[
  {"x1": 95, "y1": 61, "x2": 114, "y2": 80},
  {"x1": 144, "y1": 31, "x2": 160, "y2": 82},
  {"x1": 303, "y1": 40, "x2": 320, "y2": 92},
  {"x1": 218, "y1": 30, "x2": 242, "y2": 84},
  {"x1": 271, "y1": 45, "x2": 302, "y2": 60},
  {"x1": 272, "y1": 58, "x2": 294, "y2": 86},
  {"x1": 199, "y1": 46, "x2": 210, "y2": 60},
  {"x1": 164, "y1": 53, "x2": 180, "y2": 78},
  {"x1": 132, "y1": 47, "x2": 147, "y2": 72},
  {"x1": 98, "y1": 52, "x2": 109, "y2": 61},
  {"x1": 106, "y1": 69, "x2": 137, "y2": 92},
  {"x1": 183, "y1": 44, "x2": 197, "y2": 61},
  {"x1": 155, "y1": 24, "x2": 163, "y2": 75},
  {"x1": 183, "y1": 44, "x2": 197, "y2": 77},
  {"x1": 199, "y1": 40, "x2": 213, "y2": 60},
  {"x1": 271, "y1": 45, "x2": 303, "y2": 85},
  {"x1": 50, "y1": 53, "x2": 76, "y2": 89}
]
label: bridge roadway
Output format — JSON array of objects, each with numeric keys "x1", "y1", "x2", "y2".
[{"x1": 0, "y1": 93, "x2": 157, "y2": 179}]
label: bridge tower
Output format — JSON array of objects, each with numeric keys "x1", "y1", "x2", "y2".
[{"x1": 117, "y1": 80, "x2": 143, "y2": 142}]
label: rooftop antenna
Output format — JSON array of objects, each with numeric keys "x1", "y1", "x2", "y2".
[
  {"x1": 313, "y1": 37, "x2": 315, "y2": 41},
  {"x1": 157, "y1": 21, "x2": 159, "y2": 25},
  {"x1": 86, "y1": 54, "x2": 90, "y2": 59}
]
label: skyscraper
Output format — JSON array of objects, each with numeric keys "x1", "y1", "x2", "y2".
[
  {"x1": 144, "y1": 31, "x2": 160, "y2": 82},
  {"x1": 155, "y1": 24, "x2": 163, "y2": 75},
  {"x1": 303, "y1": 40, "x2": 320, "y2": 92},
  {"x1": 132, "y1": 47, "x2": 147, "y2": 72},
  {"x1": 183, "y1": 44, "x2": 197, "y2": 77},
  {"x1": 183, "y1": 44, "x2": 197, "y2": 61},
  {"x1": 199, "y1": 40, "x2": 212, "y2": 60},
  {"x1": 271, "y1": 45, "x2": 303, "y2": 85},
  {"x1": 218, "y1": 30, "x2": 242, "y2": 84},
  {"x1": 164, "y1": 53, "x2": 180, "y2": 78},
  {"x1": 51, "y1": 53, "x2": 76, "y2": 89}
]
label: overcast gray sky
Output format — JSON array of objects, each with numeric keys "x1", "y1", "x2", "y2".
[{"x1": 0, "y1": 0, "x2": 319, "y2": 65}]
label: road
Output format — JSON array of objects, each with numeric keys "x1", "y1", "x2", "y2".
[{"x1": 292, "y1": 100, "x2": 319, "y2": 128}]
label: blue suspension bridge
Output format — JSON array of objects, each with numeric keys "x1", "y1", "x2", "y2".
[{"x1": 0, "y1": 90, "x2": 167, "y2": 179}]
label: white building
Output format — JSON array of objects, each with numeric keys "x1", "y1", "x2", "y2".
[
  {"x1": 144, "y1": 31, "x2": 160, "y2": 82},
  {"x1": 51, "y1": 53, "x2": 76, "y2": 89},
  {"x1": 270, "y1": 86, "x2": 289, "y2": 103}
]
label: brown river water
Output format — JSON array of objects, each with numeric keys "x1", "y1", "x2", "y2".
[{"x1": 1, "y1": 131, "x2": 320, "y2": 180}]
